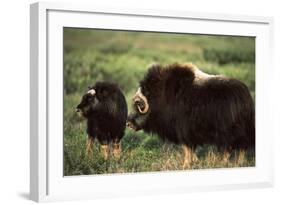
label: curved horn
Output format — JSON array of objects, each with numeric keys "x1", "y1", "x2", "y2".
[
  {"x1": 87, "y1": 89, "x2": 96, "y2": 96},
  {"x1": 134, "y1": 88, "x2": 149, "y2": 114}
]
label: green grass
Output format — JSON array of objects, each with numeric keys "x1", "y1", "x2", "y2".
[{"x1": 63, "y1": 28, "x2": 255, "y2": 176}]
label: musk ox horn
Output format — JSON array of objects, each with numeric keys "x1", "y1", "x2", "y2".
[
  {"x1": 87, "y1": 89, "x2": 96, "y2": 96},
  {"x1": 133, "y1": 87, "x2": 149, "y2": 114}
]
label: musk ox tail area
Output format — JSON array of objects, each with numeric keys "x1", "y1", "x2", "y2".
[{"x1": 225, "y1": 79, "x2": 255, "y2": 150}]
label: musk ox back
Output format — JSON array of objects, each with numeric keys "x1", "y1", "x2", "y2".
[
  {"x1": 127, "y1": 63, "x2": 255, "y2": 167},
  {"x1": 76, "y1": 82, "x2": 128, "y2": 159}
]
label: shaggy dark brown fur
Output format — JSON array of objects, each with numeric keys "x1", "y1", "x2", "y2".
[
  {"x1": 76, "y1": 82, "x2": 128, "y2": 159},
  {"x1": 127, "y1": 63, "x2": 255, "y2": 166}
]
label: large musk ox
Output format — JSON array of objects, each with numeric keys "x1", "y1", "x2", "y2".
[
  {"x1": 127, "y1": 63, "x2": 255, "y2": 167},
  {"x1": 76, "y1": 82, "x2": 128, "y2": 159}
]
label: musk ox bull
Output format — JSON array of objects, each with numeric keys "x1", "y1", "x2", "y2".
[
  {"x1": 76, "y1": 82, "x2": 128, "y2": 159},
  {"x1": 127, "y1": 63, "x2": 255, "y2": 167}
]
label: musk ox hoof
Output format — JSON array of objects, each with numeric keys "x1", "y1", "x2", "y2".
[
  {"x1": 182, "y1": 161, "x2": 191, "y2": 169},
  {"x1": 112, "y1": 143, "x2": 122, "y2": 159},
  {"x1": 100, "y1": 144, "x2": 109, "y2": 160}
]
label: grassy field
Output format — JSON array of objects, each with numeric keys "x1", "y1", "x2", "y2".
[{"x1": 63, "y1": 28, "x2": 255, "y2": 176}]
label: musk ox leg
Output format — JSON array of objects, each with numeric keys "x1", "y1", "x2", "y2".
[
  {"x1": 112, "y1": 131, "x2": 124, "y2": 159},
  {"x1": 100, "y1": 144, "x2": 109, "y2": 160},
  {"x1": 182, "y1": 145, "x2": 197, "y2": 169},
  {"x1": 222, "y1": 150, "x2": 230, "y2": 164},
  {"x1": 112, "y1": 142, "x2": 122, "y2": 159},
  {"x1": 86, "y1": 136, "x2": 94, "y2": 158},
  {"x1": 236, "y1": 150, "x2": 246, "y2": 166},
  {"x1": 192, "y1": 151, "x2": 199, "y2": 162}
]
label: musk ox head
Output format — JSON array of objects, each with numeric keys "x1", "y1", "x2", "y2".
[
  {"x1": 76, "y1": 88, "x2": 99, "y2": 118},
  {"x1": 76, "y1": 82, "x2": 119, "y2": 118},
  {"x1": 127, "y1": 63, "x2": 204, "y2": 132},
  {"x1": 127, "y1": 64, "x2": 165, "y2": 131}
]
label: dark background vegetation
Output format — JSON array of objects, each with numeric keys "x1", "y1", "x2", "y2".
[{"x1": 63, "y1": 28, "x2": 255, "y2": 176}]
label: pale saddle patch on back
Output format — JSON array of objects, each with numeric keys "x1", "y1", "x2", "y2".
[
  {"x1": 194, "y1": 68, "x2": 215, "y2": 83},
  {"x1": 184, "y1": 63, "x2": 217, "y2": 84}
]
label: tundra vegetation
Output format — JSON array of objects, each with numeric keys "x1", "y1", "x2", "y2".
[{"x1": 63, "y1": 28, "x2": 255, "y2": 176}]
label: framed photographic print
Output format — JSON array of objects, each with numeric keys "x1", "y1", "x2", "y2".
[{"x1": 30, "y1": 2, "x2": 274, "y2": 202}]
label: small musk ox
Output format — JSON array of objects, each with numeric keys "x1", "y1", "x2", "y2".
[
  {"x1": 127, "y1": 63, "x2": 255, "y2": 168},
  {"x1": 76, "y1": 82, "x2": 128, "y2": 159}
]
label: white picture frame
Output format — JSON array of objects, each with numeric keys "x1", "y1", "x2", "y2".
[{"x1": 30, "y1": 2, "x2": 274, "y2": 202}]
